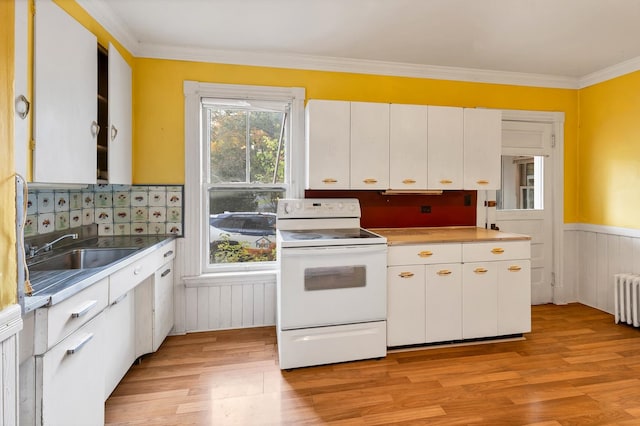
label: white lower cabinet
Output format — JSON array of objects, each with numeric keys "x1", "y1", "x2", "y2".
[
  {"x1": 104, "y1": 289, "x2": 135, "y2": 399},
  {"x1": 498, "y1": 259, "x2": 531, "y2": 335},
  {"x1": 425, "y1": 263, "x2": 462, "y2": 342},
  {"x1": 26, "y1": 240, "x2": 176, "y2": 425},
  {"x1": 387, "y1": 240, "x2": 530, "y2": 347},
  {"x1": 36, "y1": 312, "x2": 105, "y2": 426},
  {"x1": 462, "y1": 262, "x2": 498, "y2": 339},
  {"x1": 136, "y1": 259, "x2": 175, "y2": 357},
  {"x1": 387, "y1": 265, "x2": 425, "y2": 346}
]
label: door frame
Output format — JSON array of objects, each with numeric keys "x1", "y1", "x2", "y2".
[{"x1": 499, "y1": 109, "x2": 565, "y2": 304}]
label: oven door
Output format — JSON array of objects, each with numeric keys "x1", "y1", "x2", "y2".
[{"x1": 278, "y1": 244, "x2": 387, "y2": 330}]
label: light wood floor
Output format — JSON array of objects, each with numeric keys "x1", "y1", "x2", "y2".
[{"x1": 105, "y1": 304, "x2": 640, "y2": 425}]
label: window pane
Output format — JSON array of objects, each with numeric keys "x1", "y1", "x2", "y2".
[
  {"x1": 209, "y1": 109, "x2": 247, "y2": 183},
  {"x1": 208, "y1": 188, "x2": 285, "y2": 264},
  {"x1": 249, "y1": 111, "x2": 286, "y2": 184},
  {"x1": 207, "y1": 108, "x2": 286, "y2": 184},
  {"x1": 497, "y1": 155, "x2": 544, "y2": 210}
]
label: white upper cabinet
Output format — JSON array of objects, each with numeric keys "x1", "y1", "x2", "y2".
[
  {"x1": 350, "y1": 102, "x2": 389, "y2": 190},
  {"x1": 33, "y1": 0, "x2": 97, "y2": 184},
  {"x1": 463, "y1": 109, "x2": 502, "y2": 190},
  {"x1": 306, "y1": 100, "x2": 502, "y2": 191},
  {"x1": 427, "y1": 106, "x2": 464, "y2": 190},
  {"x1": 306, "y1": 100, "x2": 351, "y2": 189},
  {"x1": 108, "y1": 43, "x2": 133, "y2": 184},
  {"x1": 14, "y1": 0, "x2": 29, "y2": 178},
  {"x1": 389, "y1": 104, "x2": 428, "y2": 189}
]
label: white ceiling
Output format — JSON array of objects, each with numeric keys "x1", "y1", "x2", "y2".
[{"x1": 77, "y1": 0, "x2": 640, "y2": 88}]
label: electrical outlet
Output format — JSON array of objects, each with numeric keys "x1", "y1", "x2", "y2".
[
  {"x1": 421, "y1": 205, "x2": 431, "y2": 213},
  {"x1": 464, "y1": 194, "x2": 472, "y2": 206}
]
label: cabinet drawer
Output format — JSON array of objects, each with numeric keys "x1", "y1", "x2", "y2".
[
  {"x1": 388, "y1": 243, "x2": 461, "y2": 266},
  {"x1": 35, "y1": 277, "x2": 108, "y2": 354},
  {"x1": 109, "y1": 240, "x2": 175, "y2": 303},
  {"x1": 462, "y1": 241, "x2": 530, "y2": 263}
]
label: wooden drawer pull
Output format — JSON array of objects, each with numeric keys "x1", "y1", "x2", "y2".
[
  {"x1": 437, "y1": 270, "x2": 452, "y2": 276},
  {"x1": 474, "y1": 267, "x2": 488, "y2": 274},
  {"x1": 322, "y1": 178, "x2": 338, "y2": 184},
  {"x1": 418, "y1": 250, "x2": 433, "y2": 257},
  {"x1": 399, "y1": 271, "x2": 415, "y2": 278},
  {"x1": 402, "y1": 179, "x2": 416, "y2": 184},
  {"x1": 477, "y1": 179, "x2": 490, "y2": 185},
  {"x1": 363, "y1": 178, "x2": 378, "y2": 184},
  {"x1": 508, "y1": 265, "x2": 522, "y2": 272},
  {"x1": 440, "y1": 179, "x2": 453, "y2": 184},
  {"x1": 491, "y1": 248, "x2": 505, "y2": 254}
]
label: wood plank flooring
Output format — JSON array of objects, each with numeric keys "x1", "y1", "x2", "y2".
[{"x1": 105, "y1": 304, "x2": 640, "y2": 425}]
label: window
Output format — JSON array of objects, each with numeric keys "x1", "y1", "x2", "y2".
[
  {"x1": 184, "y1": 82, "x2": 305, "y2": 275},
  {"x1": 204, "y1": 101, "x2": 288, "y2": 265},
  {"x1": 497, "y1": 155, "x2": 544, "y2": 210}
]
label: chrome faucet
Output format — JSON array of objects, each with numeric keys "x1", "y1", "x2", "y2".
[{"x1": 30, "y1": 233, "x2": 79, "y2": 257}]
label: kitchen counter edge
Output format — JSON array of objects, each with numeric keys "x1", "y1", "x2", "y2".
[{"x1": 368, "y1": 226, "x2": 531, "y2": 245}]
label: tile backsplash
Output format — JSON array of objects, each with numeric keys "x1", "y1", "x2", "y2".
[{"x1": 25, "y1": 184, "x2": 183, "y2": 237}]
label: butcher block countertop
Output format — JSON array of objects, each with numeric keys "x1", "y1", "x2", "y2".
[{"x1": 369, "y1": 226, "x2": 531, "y2": 245}]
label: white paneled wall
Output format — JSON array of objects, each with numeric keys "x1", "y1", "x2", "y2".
[
  {"x1": 566, "y1": 224, "x2": 640, "y2": 315},
  {"x1": 183, "y1": 278, "x2": 276, "y2": 332},
  {"x1": 0, "y1": 305, "x2": 22, "y2": 426}
]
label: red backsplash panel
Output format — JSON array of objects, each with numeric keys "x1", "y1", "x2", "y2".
[{"x1": 304, "y1": 190, "x2": 477, "y2": 228}]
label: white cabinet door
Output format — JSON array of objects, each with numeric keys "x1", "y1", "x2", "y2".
[
  {"x1": 153, "y1": 261, "x2": 175, "y2": 351},
  {"x1": 306, "y1": 100, "x2": 350, "y2": 189},
  {"x1": 463, "y1": 109, "x2": 502, "y2": 189},
  {"x1": 387, "y1": 265, "x2": 425, "y2": 346},
  {"x1": 108, "y1": 43, "x2": 132, "y2": 184},
  {"x1": 33, "y1": 0, "x2": 97, "y2": 184},
  {"x1": 462, "y1": 262, "x2": 498, "y2": 339},
  {"x1": 427, "y1": 106, "x2": 463, "y2": 190},
  {"x1": 14, "y1": 0, "x2": 29, "y2": 178},
  {"x1": 37, "y1": 312, "x2": 104, "y2": 426},
  {"x1": 426, "y1": 263, "x2": 462, "y2": 343},
  {"x1": 498, "y1": 260, "x2": 531, "y2": 335},
  {"x1": 104, "y1": 290, "x2": 135, "y2": 399},
  {"x1": 350, "y1": 102, "x2": 389, "y2": 189},
  {"x1": 389, "y1": 104, "x2": 428, "y2": 189}
]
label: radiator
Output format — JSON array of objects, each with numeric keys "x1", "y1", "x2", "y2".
[{"x1": 614, "y1": 273, "x2": 640, "y2": 326}]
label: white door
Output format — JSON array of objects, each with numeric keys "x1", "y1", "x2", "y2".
[
  {"x1": 350, "y1": 102, "x2": 389, "y2": 189},
  {"x1": 495, "y1": 121, "x2": 554, "y2": 304}
]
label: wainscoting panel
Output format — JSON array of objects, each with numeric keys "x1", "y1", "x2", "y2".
[
  {"x1": 568, "y1": 224, "x2": 640, "y2": 315},
  {"x1": 184, "y1": 278, "x2": 277, "y2": 332},
  {"x1": 0, "y1": 305, "x2": 22, "y2": 426}
]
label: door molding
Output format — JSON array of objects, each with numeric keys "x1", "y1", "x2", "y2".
[{"x1": 501, "y1": 109, "x2": 566, "y2": 304}]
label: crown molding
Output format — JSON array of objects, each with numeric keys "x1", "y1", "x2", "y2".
[
  {"x1": 578, "y1": 56, "x2": 640, "y2": 88},
  {"x1": 75, "y1": 0, "x2": 141, "y2": 56},
  {"x1": 139, "y1": 43, "x2": 579, "y2": 89},
  {"x1": 83, "y1": 0, "x2": 640, "y2": 90}
]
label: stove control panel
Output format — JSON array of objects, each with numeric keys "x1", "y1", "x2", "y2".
[{"x1": 277, "y1": 198, "x2": 360, "y2": 219}]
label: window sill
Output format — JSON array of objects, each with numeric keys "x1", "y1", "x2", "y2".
[{"x1": 183, "y1": 270, "x2": 277, "y2": 287}]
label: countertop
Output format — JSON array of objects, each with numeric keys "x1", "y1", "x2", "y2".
[
  {"x1": 24, "y1": 235, "x2": 176, "y2": 313},
  {"x1": 369, "y1": 226, "x2": 531, "y2": 245}
]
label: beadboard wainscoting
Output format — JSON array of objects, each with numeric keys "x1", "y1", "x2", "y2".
[
  {"x1": 565, "y1": 224, "x2": 640, "y2": 315},
  {"x1": 179, "y1": 269, "x2": 277, "y2": 332},
  {"x1": 0, "y1": 305, "x2": 22, "y2": 426}
]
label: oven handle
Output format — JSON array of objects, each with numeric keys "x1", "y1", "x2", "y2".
[{"x1": 282, "y1": 245, "x2": 387, "y2": 257}]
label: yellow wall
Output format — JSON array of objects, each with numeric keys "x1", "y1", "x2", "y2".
[
  {"x1": 1, "y1": 0, "x2": 17, "y2": 309},
  {"x1": 132, "y1": 59, "x2": 579, "y2": 221},
  {"x1": 578, "y1": 71, "x2": 640, "y2": 227}
]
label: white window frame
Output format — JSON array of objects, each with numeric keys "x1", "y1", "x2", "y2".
[{"x1": 184, "y1": 81, "x2": 305, "y2": 277}]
